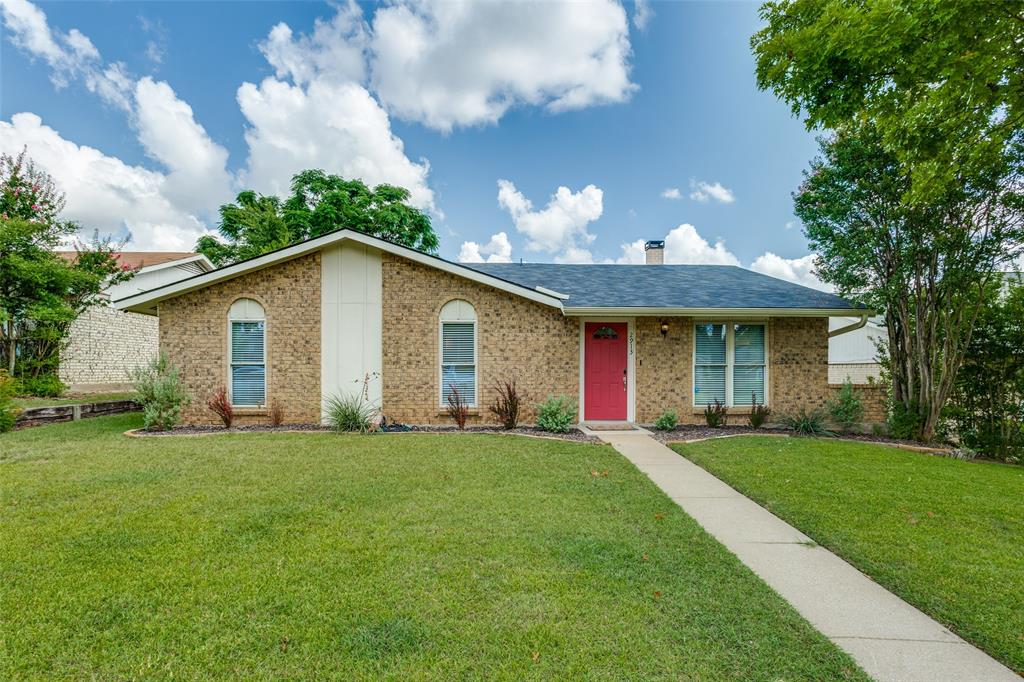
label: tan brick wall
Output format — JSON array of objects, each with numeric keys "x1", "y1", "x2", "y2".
[
  {"x1": 60, "y1": 303, "x2": 158, "y2": 387},
  {"x1": 637, "y1": 317, "x2": 830, "y2": 425},
  {"x1": 768, "y1": 317, "x2": 830, "y2": 415},
  {"x1": 380, "y1": 253, "x2": 579, "y2": 424},
  {"x1": 636, "y1": 316, "x2": 693, "y2": 423},
  {"x1": 158, "y1": 254, "x2": 321, "y2": 425},
  {"x1": 829, "y1": 383, "x2": 888, "y2": 424}
]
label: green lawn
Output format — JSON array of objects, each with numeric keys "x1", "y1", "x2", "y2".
[
  {"x1": 674, "y1": 437, "x2": 1024, "y2": 674},
  {"x1": 0, "y1": 416, "x2": 865, "y2": 680},
  {"x1": 14, "y1": 391, "x2": 137, "y2": 409}
]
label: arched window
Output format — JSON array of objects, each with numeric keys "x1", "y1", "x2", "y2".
[
  {"x1": 439, "y1": 299, "x2": 476, "y2": 407},
  {"x1": 229, "y1": 298, "x2": 266, "y2": 407}
]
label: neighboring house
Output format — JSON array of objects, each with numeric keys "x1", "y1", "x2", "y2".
[
  {"x1": 59, "y1": 252, "x2": 214, "y2": 390},
  {"x1": 115, "y1": 231, "x2": 874, "y2": 426},
  {"x1": 828, "y1": 316, "x2": 884, "y2": 385}
]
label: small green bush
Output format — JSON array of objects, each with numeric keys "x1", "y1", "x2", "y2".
[
  {"x1": 827, "y1": 379, "x2": 864, "y2": 432},
  {"x1": 748, "y1": 395, "x2": 771, "y2": 429},
  {"x1": 324, "y1": 392, "x2": 377, "y2": 433},
  {"x1": 536, "y1": 395, "x2": 576, "y2": 433},
  {"x1": 888, "y1": 400, "x2": 924, "y2": 440},
  {"x1": 0, "y1": 371, "x2": 20, "y2": 433},
  {"x1": 131, "y1": 354, "x2": 191, "y2": 431},
  {"x1": 15, "y1": 373, "x2": 66, "y2": 398},
  {"x1": 781, "y1": 408, "x2": 831, "y2": 436},
  {"x1": 653, "y1": 410, "x2": 678, "y2": 431},
  {"x1": 703, "y1": 399, "x2": 728, "y2": 428}
]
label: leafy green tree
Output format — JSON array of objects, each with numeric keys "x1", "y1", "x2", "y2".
[
  {"x1": 753, "y1": 0, "x2": 1024, "y2": 200},
  {"x1": 198, "y1": 170, "x2": 437, "y2": 266},
  {"x1": 948, "y1": 276, "x2": 1024, "y2": 463},
  {"x1": 795, "y1": 125, "x2": 1024, "y2": 441},
  {"x1": 0, "y1": 149, "x2": 130, "y2": 379}
]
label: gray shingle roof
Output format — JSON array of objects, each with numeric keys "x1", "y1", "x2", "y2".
[{"x1": 464, "y1": 263, "x2": 862, "y2": 310}]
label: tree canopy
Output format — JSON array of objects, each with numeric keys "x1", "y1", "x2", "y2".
[
  {"x1": 197, "y1": 171, "x2": 438, "y2": 267},
  {"x1": 753, "y1": 0, "x2": 1024, "y2": 200},
  {"x1": 0, "y1": 149, "x2": 130, "y2": 380}
]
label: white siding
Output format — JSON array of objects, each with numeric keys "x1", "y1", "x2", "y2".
[
  {"x1": 321, "y1": 242, "x2": 383, "y2": 420},
  {"x1": 829, "y1": 317, "x2": 884, "y2": 384}
]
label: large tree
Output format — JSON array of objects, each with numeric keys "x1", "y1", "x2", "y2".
[
  {"x1": 795, "y1": 126, "x2": 1024, "y2": 441},
  {"x1": 198, "y1": 171, "x2": 438, "y2": 266},
  {"x1": 753, "y1": 0, "x2": 1024, "y2": 200},
  {"x1": 0, "y1": 149, "x2": 129, "y2": 378}
]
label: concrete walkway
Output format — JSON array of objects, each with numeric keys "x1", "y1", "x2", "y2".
[{"x1": 595, "y1": 430, "x2": 1019, "y2": 682}]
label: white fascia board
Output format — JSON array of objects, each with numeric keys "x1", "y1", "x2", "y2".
[
  {"x1": 114, "y1": 229, "x2": 564, "y2": 315},
  {"x1": 133, "y1": 253, "x2": 215, "y2": 276},
  {"x1": 562, "y1": 306, "x2": 873, "y2": 317}
]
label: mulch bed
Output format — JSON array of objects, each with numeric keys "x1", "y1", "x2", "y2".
[
  {"x1": 646, "y1": 423, "x2": 953, "y2": 453},
  {"x1": 126, "y1": 423, "x2": 600, "y2": 444}
]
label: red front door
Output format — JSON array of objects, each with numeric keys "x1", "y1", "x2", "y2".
[{"x1": 584, "y1": 322, "x2": 628, "y2": 421}]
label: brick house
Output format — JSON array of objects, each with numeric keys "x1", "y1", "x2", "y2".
[
  {"x1": 114, "y1": 230, "x2": 872, "y2": 426},
  {"x1": 58, "y1": 252, "x2": 214, "y2": 391}
]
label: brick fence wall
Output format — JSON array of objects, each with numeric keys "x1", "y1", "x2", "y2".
[
  {"x1": 828, "y1": 383, "x2": 888, "y2": 424},
  {"x1": 381, "y1": 253, "x2": 579, "y2": 424},
  {"x1": 59, "y1": 304, "x2": 158, "y2": 387},
  {"x1": 158, "y1": 254, "x2": 321, "y2": 425}
]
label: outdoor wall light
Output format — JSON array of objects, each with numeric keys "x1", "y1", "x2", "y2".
[{"x1": 660, "y1": 321, "x2": 669, "y2": 337}]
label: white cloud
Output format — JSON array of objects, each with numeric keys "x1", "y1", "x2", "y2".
[
  {"x1": 0, "y1": 113, "x2": 209, "y2": 250},
  {"x1": 616, "y1": 224, "x2": 740, "y2": 265},
  {"x1": 661, "y1": 187, "x2": 681, "y2": 200},
  {"x1": 458, "y1": 231, "x2": 512, "y2": 263},
  {"x1": 367, "y1": 0, "x2": 636, "y2": 131},
  {"x1": 784, "y1": 220, "x2": 797, "y2": 230},
  {"x1": 689, "y1": 179, "x2": 735, "y2": 204},
  {"x1": 749, "y1": 252, "x2": 831, "y2": 291},
  {"x1": 134, "y1": 77, "x2": 233, "y2": 213},
  {"x1": 236, "y1": 77, "x2": 434, "y2": 211},
  {"x1": 633, "y1": 0, "x2": 653, "y2": 30},
  {"x1": 260, "y1": 1, "x2": 366, "y2": 86},
  {"x1": 497, "y1": 179, "x2": 602, "y2": 263}
]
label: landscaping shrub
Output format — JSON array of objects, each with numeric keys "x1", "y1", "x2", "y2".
[
  {"x1": 748, "y1": 395, "x2": 771, "y2": 429},
  {"x1": 653, "y1": 410, "x2": 678, "y2": 431},
  {"x1": 536, "y1": 395, "x2": 576, "y2": 433},
  {"x1": 324, "y1": 392, "x2": 377, "y2": 433},
  {"x1": 446, "y1": 385, "x2": 469, "y2": 430},
  {"x1": 488, "y1": 378, "x2": 522, "y2": 429},
  {"x1": 0, "y1": 370, "x2": 20, "y2": 433},
  {"x1": 207, "y1": 386, "x2": 233, "y2": 428},
  {"x1": 703, "y1": 399, "x2": 728, "y2": 428},
  {"x1": 781, "y1": 408, "x2": 831, "y2": 436},
  {"x1": 887, "y1": 400, "x2": 924, "y2": 441},
  {"x1": 827, "y1": 379, "x2": 864, "y2": 432},
  {"x1": 15, "y1": 373, "x2": 66, "y2": 398},
  {"x1": 131, "y1": 354, "x2": 191, "y2": 431},
  {"x1": 269, "y1": 399, "x2": 284, "y2": 427}
]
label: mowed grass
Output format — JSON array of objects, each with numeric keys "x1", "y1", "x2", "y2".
[
  {"x1": 1, "y1": 416, "x2": 865, "y2": 681},
  {"x1": 674, "y1": 437, "x2": 1024, "y2": 674}
]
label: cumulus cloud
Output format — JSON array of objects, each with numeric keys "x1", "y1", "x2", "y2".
[
  {"x1": 0, "y1": 113, "x2": 209, "y2": 250},
  {"x1": 367, "y1": 0, "x2": 636, "y2": 131},
  {"x1": 633, "y1": 0, "x2": 653, "y2": 30},
  {"x1": 260, "y1": 1, "x2": 366, "y2": 86},
  {"x1": 617, "y1": 223, "x2": 741, "y2": 265},
  {"x1": 236, "y1": 78, "x2": 434, "y2": 211},
  {"x1": 750, "y1": 252, "x2": 831, "y2": 291},
  {"x1": 689, "y1": 179, "x2": 735, "y2": 204},
  {"x1": 661, "y1": 187, "x2": 681, "y2": 200},
  {"x1": 134, "y1": 77, "x2": 233, "y2": 213},
  {"x1": 497, "y1": 180, "x2": 602, "y2": 263},
  {"x1": 458, "y1": 231, "x2": 512, "y2": 263}
]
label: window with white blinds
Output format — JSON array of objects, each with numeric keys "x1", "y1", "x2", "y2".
[
  {"x1": 693, "y1": 323, "x2": 766, "y2": 407},
  {"x1": 440, "y1": 300, "x2": 477, "y2": 406},
  {"x1": 229, "y1": 299, "x2": 266, "y2": 407}
]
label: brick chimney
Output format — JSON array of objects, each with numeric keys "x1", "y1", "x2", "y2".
[{"x1": 644, "y1": 240, "x2": 665, "y2": 265}]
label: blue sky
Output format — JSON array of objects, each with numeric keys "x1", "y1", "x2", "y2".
[{"x1": 0, "y1": 0, "x2": 824, "y2": 286}]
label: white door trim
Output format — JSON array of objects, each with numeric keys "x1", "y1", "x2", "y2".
[{"x1": 578, "y1": 317, "x2": 636, "y2": 423}]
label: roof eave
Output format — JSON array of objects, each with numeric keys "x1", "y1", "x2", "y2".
[
  {"x1": 113, "y1": 229, "x2": 564, "y2": 315},
  {"x1": 561, "y1": 306, "x2": 872, "y2": 317}
]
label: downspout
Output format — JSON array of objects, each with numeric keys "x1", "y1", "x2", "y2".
[{"x1": 828, "y1": 314, "x2": 869, "y2": 338}]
